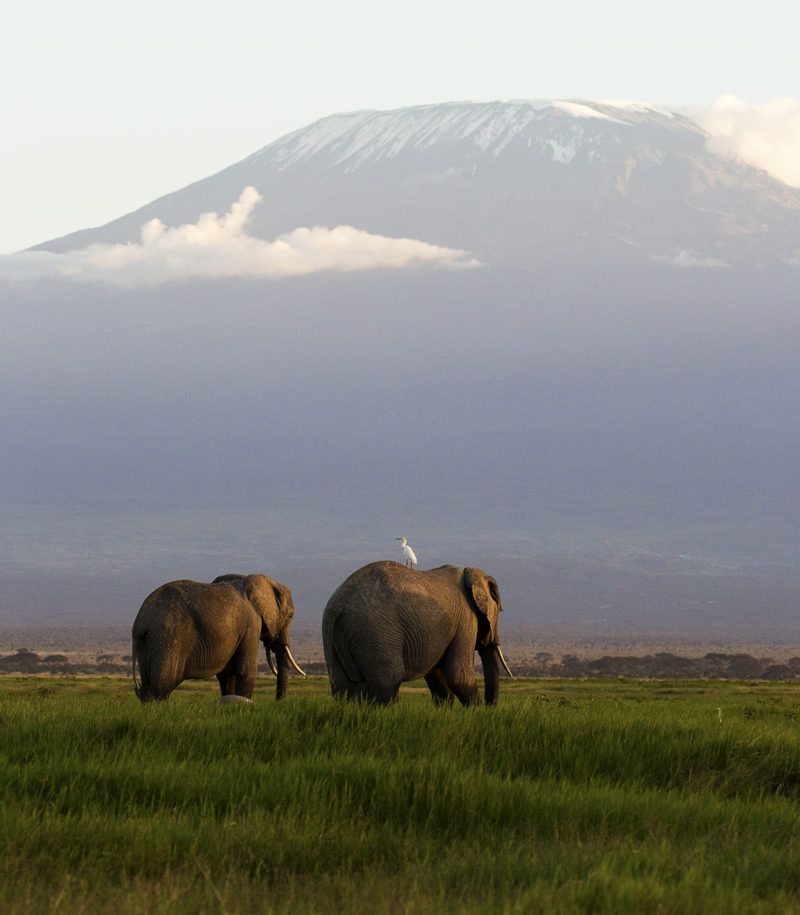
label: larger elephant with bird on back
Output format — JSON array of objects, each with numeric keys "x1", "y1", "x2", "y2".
[
  {"x1": 322, "y1": 561, "x2": 512, "y2": 705},
  {"x1": 132, "y1": 573, "x2": 305, "y2": 702}
]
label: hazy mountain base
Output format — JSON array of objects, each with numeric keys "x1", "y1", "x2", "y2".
[
  {"x1": 3, "y1": 263, "x2": 799, "y2": 642},
  {"x1": 3, "y1": 546, "x2": 799, "y2": 642}
]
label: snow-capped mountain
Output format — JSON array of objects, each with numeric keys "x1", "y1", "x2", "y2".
[
  {"x1": 260, "y1": 99, "x2": 689, "y2": 169},
  {"x1": 36, "y1": 100, "x2": 800, "y2": 267},
  {"x1": 8, "y1": 100, "x2": 800, "y2": 626}
]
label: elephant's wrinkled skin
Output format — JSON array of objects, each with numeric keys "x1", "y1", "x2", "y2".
[
  {"x1": 322, "y1": 561, "x2": 511, "y2": 706},
  {"x1": 132, "y1": 573, "x2": 304, "y2": 702}
]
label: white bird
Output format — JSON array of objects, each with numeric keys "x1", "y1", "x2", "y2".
[{"x1": 396, "y1": 537, "x2": 418, "y2": 568}]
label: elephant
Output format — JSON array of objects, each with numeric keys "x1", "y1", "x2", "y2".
[
  {"x1": 132, "y1": 573, "x2": 305, "y2": 702},
  {"x1": 322, "y1": 561, "x2": 512, "y2": 706}
]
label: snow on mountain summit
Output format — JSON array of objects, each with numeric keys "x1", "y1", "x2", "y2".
[{"x1": 260, "y1": 99, "x2": 697, "y2": 172}]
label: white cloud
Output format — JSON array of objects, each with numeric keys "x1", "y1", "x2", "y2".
[
  {"x1": 696, "y1": 95, "x2": 800, "y2": 188},
  {"x1": 650, "y1": 249, "x2": 729, "y2": 269},
  {"x1": 0, "y1": 187, "x2": 476, "y2": 286}
]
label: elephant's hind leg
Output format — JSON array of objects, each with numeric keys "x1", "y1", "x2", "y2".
[
  {"x1": 148, "y1": 649, "x2": 184, "y2": 700},
  {"x1": 328, "y1": 648, "x2": 362, "y2": 700},
  {"x1": 136, "y1": 653, "x2": 176, "y2": 701},
  {"x1": 361, "y1": 682, "x2": 401, "y2": 704},
  {"x1": 362, "y1": 658, "x2": 404, "y2": 704}
]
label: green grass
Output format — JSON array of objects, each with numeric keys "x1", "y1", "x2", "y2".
[{"x1": 3, "y1": 677, "x2": 800, "y2": 913}]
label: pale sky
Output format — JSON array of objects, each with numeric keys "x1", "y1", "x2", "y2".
[{"x1": 2, "y1": 0, "x2": 800, "y2": 254}]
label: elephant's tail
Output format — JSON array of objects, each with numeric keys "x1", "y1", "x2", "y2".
[
  {"x1": 132, "y1": 638, "x2": 142, "y2": 701},
  {"x1": 321, "y1": 601, "x2": 345, "y2": 677},
  {"x1": 321, "y1": 601, "x2": 363, "y2": 694}
]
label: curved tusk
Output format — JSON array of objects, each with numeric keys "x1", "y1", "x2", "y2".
[
  {"x1": 265, "y1": 650, "x2": 278, "y2": 677},
  {"x1": 496, "y1": 645, "x2": 513, "y2": 678},
  {"x1": 285, "y1": 645, "x2": 307, "y2": 678}
]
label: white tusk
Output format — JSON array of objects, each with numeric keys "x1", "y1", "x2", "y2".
[
  {"x1": 497, "y1": 645, "x2": 513, "y2": 678},
  {"x1": 265, "y1": 650, "x2": 278, "y2": 677},
  {"x1": 285, "y1": 645, "x2": 307, "y2": 678}
]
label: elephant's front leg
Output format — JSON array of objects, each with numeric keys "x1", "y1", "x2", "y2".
[
  {"x1": 449, "y1": 680, "x2": 480, "y2": 707},
  {"x1": 424, "y1": 668, "x2": 455, "y2": 706},
  {"x1": 444, "y1": 648, "x2": 481, "y2": 707},
  {"x1": 225, "y1": 634, "x2": 259, "y2": 699},
  {"x1": 216, "y1": 670, "x2": 237, "y2": 697},
  {"x1": 217, "y1": 658, "x2": 256, "y2": 699}
]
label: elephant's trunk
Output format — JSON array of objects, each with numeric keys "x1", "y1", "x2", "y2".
[
  {"x1": 273, "y1": 645, "x2": 290, "y2": 700},
  {"x1": 479, "y1": 644, "x2": 500, "y2": 707},
  {"x1": 269, "y1": 643, "x2": 307, "y2": 700}
]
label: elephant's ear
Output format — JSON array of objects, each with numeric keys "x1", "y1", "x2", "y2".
[
  {"x1": 463, "y1": 567, "x2": 501, "y2": 614},
  {"x1": 269, "y1": 580, "x2": 294, "y2": 623},
  {"x1": 463, "y1": 568, "x2": 502, "y2": 641},
  {"x1": 243, "y1": 575, "x2": 294, "y2": 641}
]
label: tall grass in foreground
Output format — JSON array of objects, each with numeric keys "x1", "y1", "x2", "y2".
[{"x1": 2, "y1": 678, "x2": 800, "y2": 913}]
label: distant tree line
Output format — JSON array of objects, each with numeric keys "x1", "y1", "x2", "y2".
[
  {"x1": 513, "y1": 652, "x2": 800, "y2": 681},
  {"x1": 2, "y1": 649, "x2": 799, "y2": 681},
  {"x1": 0, "y1": 649, "x2": 328, "y2": 678},
  {"x1": 0, "y1": 650, "x2": 132, "y2": 676}
]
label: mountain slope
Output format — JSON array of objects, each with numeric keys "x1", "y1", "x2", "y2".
[{"x1": 36, "y1": 99, "x2": 800, "y2": 267}]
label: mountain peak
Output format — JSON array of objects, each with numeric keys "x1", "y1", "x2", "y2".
[
  {"x1": 258, "y1": 99, "x2": 700, "y2": 173},
  {"x1": 34, "y1": 99, "x2": 799, "y2": 269}
]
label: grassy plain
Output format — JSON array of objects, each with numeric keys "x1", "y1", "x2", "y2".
[{"x1": 2, "y1": 676, "x2": 800, "y2": 913}]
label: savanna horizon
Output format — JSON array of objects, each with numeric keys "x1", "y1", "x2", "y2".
[{"x1": 4, "y1": 622, "x2": 800, "y2": 684}]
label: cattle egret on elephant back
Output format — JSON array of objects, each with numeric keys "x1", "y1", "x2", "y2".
[{"x1": 396, "y1": 537, "x2": 418, "y2": 568}]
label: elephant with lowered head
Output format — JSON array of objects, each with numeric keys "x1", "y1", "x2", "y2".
[
  {"x1": 322, "y1": 561, "x2": 512, "y2": 705},
  {"x1": 132, "y1": 573, "x2": 305, "y2": 702}
]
